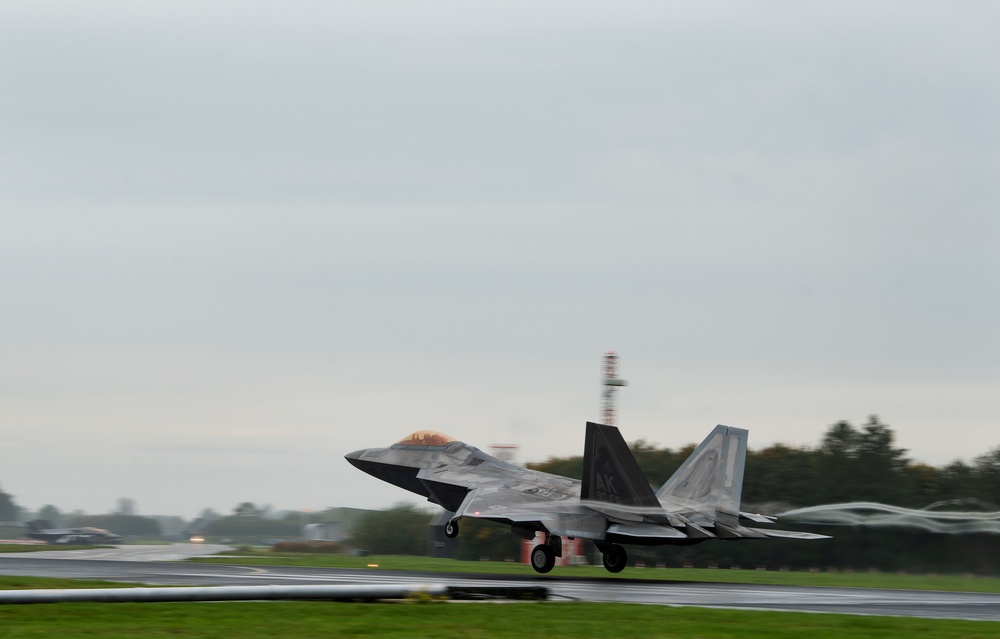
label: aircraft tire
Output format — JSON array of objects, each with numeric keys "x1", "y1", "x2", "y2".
[
  {"x1": 444, "y1": 520, "x2": 459, "y2": 539},
  {"x1": 530, "y1": 544, "x2": 555, "y2": 573},
  {"x1": 602, "y1": 544, "x2": 627, "y2": 573}
]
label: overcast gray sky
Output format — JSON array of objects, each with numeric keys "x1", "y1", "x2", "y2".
[{"x1": 1, "y1": 2, "x2": 997, "y2": 519}]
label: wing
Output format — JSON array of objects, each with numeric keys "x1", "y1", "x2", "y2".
[{"x1": 453, "y1": 487, "x2": 559, "y2": 526}]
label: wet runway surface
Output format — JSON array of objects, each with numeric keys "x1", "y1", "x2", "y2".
[{"x1": 2, "y1": 545, "x2": 999, "y2": 621}]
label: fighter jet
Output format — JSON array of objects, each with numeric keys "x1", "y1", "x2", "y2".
[
  {"x1": 24, "y1": 520, "x2": 123, "y2": 545},
  {"x1": 346, "y1": 422, "x2": 828, "y2": 573}
]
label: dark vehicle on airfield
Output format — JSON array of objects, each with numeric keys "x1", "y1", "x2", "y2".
[{"x1": 25, "y1": 519, "x2": 123, "y2": 545}]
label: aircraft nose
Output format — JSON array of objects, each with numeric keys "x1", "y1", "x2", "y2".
[{"x1": 344, "y1": 449, "x2": 367, "y2": 467}]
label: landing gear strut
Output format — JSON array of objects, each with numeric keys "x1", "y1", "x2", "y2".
[
  {"x1": 601, "y1": 544, "x2": 627, "y2": 573},
  {"x1": 444, "y1": 519, "x2": 459, "y2": 539}
]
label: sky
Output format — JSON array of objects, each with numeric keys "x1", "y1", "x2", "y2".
[{"x1": 1, "y1": 2, "x2": 997, "y2": 520}]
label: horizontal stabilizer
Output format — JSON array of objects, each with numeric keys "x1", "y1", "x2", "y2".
[
  {"x1": 746, "y1": 528, "x2": 831, "y2": 540},
  {"x1": 712, "y1": 523, "x2": 767, "y2": 539},
  {"x1": 739, "y1": 511, "x2": 777, "y2": 523}
]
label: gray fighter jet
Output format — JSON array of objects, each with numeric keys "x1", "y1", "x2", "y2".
[
  {"x1": 25, "y1": 520, "x2": 123, "y2": 545},
  {"x1": 346, "y1": 422, "x2": 828, "y2": 573}
]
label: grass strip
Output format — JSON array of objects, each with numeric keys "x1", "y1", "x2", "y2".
[
  {"x1": 0, "y1": 544, "x2": 101, "y2": 553},
  {"x1": 1, "y1": 600, "x2": 997, "y2": 639},
  {"x1": 0, "y1": 576, "x2": 142, "y2": 590}
]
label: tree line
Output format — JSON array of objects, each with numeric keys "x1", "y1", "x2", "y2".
[{"x1": 0, "y1": 496, "x2": 316, "y2": 542}]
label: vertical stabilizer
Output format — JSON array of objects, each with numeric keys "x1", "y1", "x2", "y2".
[
  {"x1": 27, "y1": 520, "x2": 50, "y2": 532},
  {"x1": 656, "y1": 425, "x2": 747, "y2": 516},
  {"x1": 581, "y1": 422, "x2": 660, "y2": 508}
]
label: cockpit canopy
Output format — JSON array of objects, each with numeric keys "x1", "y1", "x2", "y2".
[{"x1": 394, "y1": 430, "x2": 456, "y2": 447}]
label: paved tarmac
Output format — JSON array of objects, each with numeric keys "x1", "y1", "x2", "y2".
[{"x1": 2, "y1": 545, "x2": 999, "y2": 621}]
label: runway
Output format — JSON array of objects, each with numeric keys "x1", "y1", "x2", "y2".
[{"x1": 2, "y1": 545, "x2": 999, "y2": 621}]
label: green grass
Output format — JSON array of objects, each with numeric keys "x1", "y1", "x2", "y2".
[
  {"x1": 1, "y1": 576, "x2": 997, "y2": 638},
  {"x1": 0, "y1": 576, "x2": 139, "y2": 590},
  {"x1": 1, "y1": 600, "x2": 997, "y2": 638},
  {"x1": 189, "y1": 551, "x2": 1000, "y2": 593},
  {"x1": 0, "y1": 544, "x2": 102, "y2": 553}
]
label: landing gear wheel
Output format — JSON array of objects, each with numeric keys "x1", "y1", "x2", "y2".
[
  {"x1": 530, "y1": 544, "x2": 555, "y2": 573},
  {"x1": 444, "y1": 520, "x2": 459, "y2": 539},
  {"x1": 602, "y1": 544, "x2": 627, "y2": 573}
]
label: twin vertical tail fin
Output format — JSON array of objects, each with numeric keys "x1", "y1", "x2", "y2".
[
  {"x1": 579, "y1": 422, "x2": 823, "y2": 541},
  {"x1": 27, "y1": 520, "x2": 50, "y2": 532},
  {"x1": 581, "y1": 422, "x2": 660, "y2": 508},
  {"x1": 656, "y1": 425, "x2": 748, "y2": 516}
]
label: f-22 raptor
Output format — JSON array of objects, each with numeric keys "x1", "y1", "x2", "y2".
[{"x1": 346, "y1": 422, "x2": 827, "y2": 573}]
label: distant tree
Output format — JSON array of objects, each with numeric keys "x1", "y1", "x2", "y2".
[
  {"x1": 815, "y1": 416, "x2": 910, "y2": 503},
  {"x1": 527, "y1": 455, "x2": 583, "y2": 479},
  {"x1": 233, "y1": 502, "x2": 264, "y2": 518},
  {"x1": 630, "y1": 440, "x2": 691, "y2": 486},
  {"x1": 855, "y1": 415, "x2": 910, "y2": 503},
  {"x1": 939, "y1": 460, "x2": 975, "y2": 499},
  {"x1": 199, "y1": 508, "x2": 222, "y2": 521},
  {"x1": 743, "y1": 443, "x2": 822, "y2": 507},
  {"x1": 820, "y1": 420, "x2": 859, "y2": 457},
  {"x1": 279, "y1": 510, "x2": 312, "y2": 527},
  {"x1": 114, "y1": 498, "x2": 138, "y2": 516},
  {"x1": 348, "y1": 503, "x2": 431, "y2": 555},
  {"x1": 904, "y1": 463, "x2": 944, "y2": 506},
  {"x1": 203, "y1": 516, "x2": 301, "y2": 539},
  {"x1": 971, "y1": 447, "x2": 1000, "y2": 507},
  {"x1": 0, "y1": 485, "x2": 19, "y2": 521},
  {"x1": 67, "y1": 514, "x2": 161, "y2": 537},
  {"x1": 149, "y1": 515, "x2": 187, "y2": 537},
  {"x1": 37, "y1": 504, "x2": 64, "y2": 527}
]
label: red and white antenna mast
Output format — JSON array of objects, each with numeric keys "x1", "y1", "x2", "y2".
[{"x1": 601, "y1": 351, "x2": 628, "y2": 426}]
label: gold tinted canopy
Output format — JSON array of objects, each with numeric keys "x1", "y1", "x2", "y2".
[{"x1": 395, "y1": 430, "x2": 456, "y2": 447}]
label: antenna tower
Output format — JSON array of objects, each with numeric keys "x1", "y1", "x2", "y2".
[{"x1": 601, "y1": 351, "x2": 628, "y2": 425}]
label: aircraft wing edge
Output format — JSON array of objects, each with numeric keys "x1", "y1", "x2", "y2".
[{"x1": 606, "y1": 523, "x2": 687, "y2": 540}]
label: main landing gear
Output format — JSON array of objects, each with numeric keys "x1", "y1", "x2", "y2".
[
  {"x1": 444, "y1": 519, "x2": 459, "y2": 539},
  {"x1": 530, "y1": 544, "x2": 555, "y2": 573},
  {"x1": 529, "y1": 533, "x2": 562, "y2": 574},
  {"x1": 599, "y1": 543, "x2": 627, "y2": 573}
]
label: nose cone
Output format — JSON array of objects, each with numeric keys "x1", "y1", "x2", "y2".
[{"x1": 344, "y1": 449, "x2": 369, "y2": 469}]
